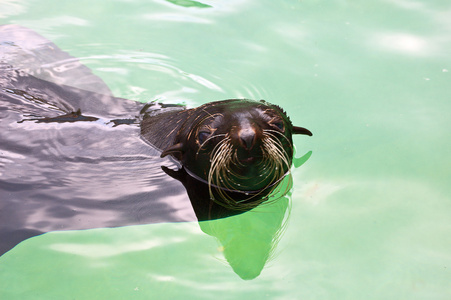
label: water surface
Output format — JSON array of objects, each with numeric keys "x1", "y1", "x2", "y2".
[{"x1": 1, "y1": 0, "x2": 450, "y2": 299}]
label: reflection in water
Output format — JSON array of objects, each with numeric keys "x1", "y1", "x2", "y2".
[
  {"x1": 196, "y1": 178, "x2": 292, "y2": 280},
  {"x1": 0, "y1": 25, "x2": 311, "y2": 279},
  {"x1": 160, "y1": 143, "x2": 312, "y2": 279},
  {"x1": 162, "y1": 148, "x2": 310, "y2": 279},
  {"x1": 165, "y1": 0, "x2": 212, "y2": 9}
]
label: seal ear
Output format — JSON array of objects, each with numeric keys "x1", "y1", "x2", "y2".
[
  {"x1": 161, "y1": 143, "x2": 184, "y2": 158},
  {"x1": 293, "y1": 126, "x2": 313, "y2": 136}
]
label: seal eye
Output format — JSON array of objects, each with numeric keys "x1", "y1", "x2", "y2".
[
  {"x1": 270, "y1": 120, "x2": 285, "y2": 132},
  {"x1": 198, "y1": 130, "x2": 211, "y2": 144}
]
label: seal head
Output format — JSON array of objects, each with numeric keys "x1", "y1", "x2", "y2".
[{"x1": 150, "y1": 99, "x2": 312, "y2": 208}]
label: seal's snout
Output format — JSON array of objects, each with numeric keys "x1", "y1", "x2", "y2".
[{"x1": 238, "y1": 128, "x2": 256, "y2": 150}]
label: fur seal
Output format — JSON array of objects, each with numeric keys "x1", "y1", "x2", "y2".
[
  {"x1": 0, "y1": 25, "x2": 313, "y2": 269},
  {"x1": 140, "y1": 99, "x2": 312, "y2": 209}
]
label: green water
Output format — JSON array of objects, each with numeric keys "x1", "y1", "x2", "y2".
[{"x1": 1, "y1": 0, "x2": 451, "y2": 299}]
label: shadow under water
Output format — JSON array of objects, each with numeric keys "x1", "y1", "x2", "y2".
[{"x1": 0, "y1": 24, "x2": 311, "y2": 279}]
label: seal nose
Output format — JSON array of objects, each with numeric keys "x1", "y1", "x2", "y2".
[{"x1": 238, "y1": 128, "x2": 256, "y2": 150}]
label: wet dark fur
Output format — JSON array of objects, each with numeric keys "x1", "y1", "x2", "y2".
[{"x1": 140, "y1": 99, "x2": 312, "y2": 209}]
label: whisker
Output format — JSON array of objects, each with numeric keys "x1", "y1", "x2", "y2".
[
  {"x1": 196, "y1": 133, "x2": 228, "y2": 157},
  {"x1": 202, "y1": 129, "x2": 295, "y2": 211},
  {"x1": 263, "y1": 129, "x2": 293, "y2": 148}
]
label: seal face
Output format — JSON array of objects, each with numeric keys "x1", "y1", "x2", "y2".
[{"x1": 141, "y1": 99, "x2": 312, "y2": 208}]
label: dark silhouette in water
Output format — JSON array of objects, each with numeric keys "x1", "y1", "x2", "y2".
[
  {"x1": 0, "y1": 25, "x2": 312, "y2": 279},
  {"x1": 0, "y1": 25, "x2": 196, "y2": 256}
]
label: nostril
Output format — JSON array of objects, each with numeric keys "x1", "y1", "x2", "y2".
[{"x1": 239, "y1": 129, "x2": 256, "y2": 150}]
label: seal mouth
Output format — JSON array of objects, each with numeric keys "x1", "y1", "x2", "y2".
[
  {"x1": 235, "y1": 147, "x2": 262, "y2": 165},
  {"x1": 239, "y1": 156, "x2": 255, "y2": 164}
]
